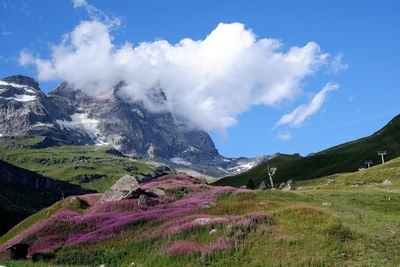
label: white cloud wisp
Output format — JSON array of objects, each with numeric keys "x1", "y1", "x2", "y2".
[{"x1": 276, "y1": 83, "x2": 339, "y2": 128}]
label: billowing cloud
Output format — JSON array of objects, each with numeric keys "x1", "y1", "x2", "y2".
[
  {"x1": 276, "y1": 83, "x2": 339, "y2": 127},
  {"x1": 20, "y1": 7, "x2": 333, "y2": 132}
]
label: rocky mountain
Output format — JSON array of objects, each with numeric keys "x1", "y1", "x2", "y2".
[{"x1": 0, "y1": 75, "x2": 266, "y2": 176}]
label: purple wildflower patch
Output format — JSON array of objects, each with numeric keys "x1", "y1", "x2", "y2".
[{"x1": 0, "y1": 174, "x2": 261, "y2": 257}]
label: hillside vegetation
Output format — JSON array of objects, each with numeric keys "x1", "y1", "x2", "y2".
[
  {"x1": 1, "y1": 159, "x2": 400, "y2": 266},
  {"x1": 0, "y1": 137, "x2": 169, "y2": 192},
  {"x1": 215, "y1": 114, "x2": 400, "y2": 188},
  {"x1": 0, "y1": 160, "x2": 94, "y2": 236}
]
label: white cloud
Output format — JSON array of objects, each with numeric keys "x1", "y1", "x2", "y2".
[
  {"x1": 20, "y1": 5, "x2": 334, "y2": 132},
  {"x1": 277, "y1": 130, "x2": 292, "y2": 141},
  {"x1": 276, "y1": 83, "x2": 339, "y2": 127},
  {"x1": 71, "y1": 0, "x2": 120, "y2": 27},
  {"x1": 330, "y1": 52, "x2": 348, "y2": 74},
  {"x1": 72, "y1": 0, "x2": 86, "y2": 8}
]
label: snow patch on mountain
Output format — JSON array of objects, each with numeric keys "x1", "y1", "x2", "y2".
[
  {"x1": 56, "y1": 113, "x2": 108, "y2": 145},
  {"x1": 182, "y1": 146, "x2": 199, "y2": 154},
  {"x1": 3, "y1": 94, "x2": 37, "y2": 102},
  {"x1": 34, "y1": 122, "x2": 54, "y2": 127},
  {"x1": 0, "y1": 80, "x2": 28, "y2": 89},
  {"x1": 0, "y1": 80, "x2": 36, "y2": 94},
  {"x1": 227, "y1": 157, "x2": 268, "y2": 174},
  {"x1": 170, "y1": 157, "x2": 192, "y2": 166}
]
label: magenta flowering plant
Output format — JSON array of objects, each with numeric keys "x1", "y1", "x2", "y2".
[{"x1": 0, "y1": 174, "x2": 257, "y2": 256}]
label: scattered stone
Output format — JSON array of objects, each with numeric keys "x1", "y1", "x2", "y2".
[
  {"x1": 239, "y1": 185, "x2": 247, "y2": 189},
  {"x1": 297, "y1": 186, "x2": 304, "y2": 190},
  {"x1": 327, "y1": 177, "x2": 334, "y2": 184},
  {"x1": 281, "y1": 183, "x2": 292, "y2": 192},
  {"x1": 322, "y1": 202, "x2": 332, "y2": 206},
  {"x1": 193, "y1": 217, "x2": 212, "y2": 225},
  {"x1": 145, "y1": 187, "x2": 166, "y2": 196},
  {"x1": 258, "y1": 181, "x2": 270, "y2": 190},
  {"x1": 193, "y1": 217, "x2": 223, "y2": 225},
  {"x1": 381, "y1": 179, "x2": 392, "y2": 186},
  {"x1": 278, "y1": 182, "x2": 286, "y2": 190},
  {"x1": 209, "y1": 229, "x2": 217, "y2": 235},
  {"x1": 101, "y1": 175, "x2": 140, "y2": 202},
  {"x1": 286, "y1": 178, "x2": 295, "y2": 184},
  {"x1": 138, "y1": 194, "x2": 159, "y2": 207},
  {"x1": 202, "y1": 201, "x2": 216, "y2": 209}
]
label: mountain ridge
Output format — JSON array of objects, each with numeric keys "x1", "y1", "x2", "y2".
[
  {"x1": 0, "y1": 75, "x2": 267, "y2": 177},
  {"x1": 215, "y1": 114, "x2": 400, "y2": 187}
]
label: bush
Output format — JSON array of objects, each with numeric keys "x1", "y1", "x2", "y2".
[{"x1": 324, "y1": 223, "x2": 353, "y2": 242}]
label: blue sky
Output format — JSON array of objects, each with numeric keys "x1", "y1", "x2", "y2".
[{"x1": 1, "y1": 0, "x2": 399, "y2": 158}]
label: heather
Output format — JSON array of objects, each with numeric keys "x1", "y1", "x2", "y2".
[
  {"x1": 1, "y1": 169, "x2": 400, "y2": 266},
  {"x1": 0, "y1": 174, "x2": 251, "y2": 257}
]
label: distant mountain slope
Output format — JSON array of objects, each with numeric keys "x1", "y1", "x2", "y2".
[
  {"x1": 214, "y1": 114, "x2": 400, "y2": 187},
  {"x1": 0, "y1": 160, "x2": 93, "y2": 235},
  {"x1": 0, "y1": 75, "x2": 267, "y2": 177},
  {"x1": 0, "y1": 140, "x2": 169, "y2": 192}
]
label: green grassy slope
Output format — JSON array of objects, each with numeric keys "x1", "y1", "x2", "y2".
[
  {"x1": 0, "y1": 142, "x2": 167, "y2": 192},
  {"x1": 2, "y1": 159, "x2": 400, "y2": 266},
  {"x1": 0, "y1": 160, "x2": 93, "y2": 236},
  {"x1": 215, "y1": 114, "x2": 400, "y2": 187}
]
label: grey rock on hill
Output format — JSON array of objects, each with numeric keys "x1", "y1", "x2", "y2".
[{"x1": 101, "y1": 175, "x2": 140, "y2": 202}]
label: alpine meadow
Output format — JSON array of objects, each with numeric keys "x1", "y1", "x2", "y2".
[{"x1": 1, "y1": 1, "x2": 400, "y2": 266}]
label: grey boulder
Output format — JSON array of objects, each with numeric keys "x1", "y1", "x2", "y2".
[
  {"x1": 258, "y1": 181, "x2": 270, "y2": 190},
  {"x1": 101, "y1": 175, "x2": 140, "y2": 202}
]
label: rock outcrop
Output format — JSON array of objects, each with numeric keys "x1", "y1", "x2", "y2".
[{"x1": 101, "y1": 175, "x2": 140, "y2": 202}]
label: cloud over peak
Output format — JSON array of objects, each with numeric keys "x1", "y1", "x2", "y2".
[{"x1": 20, "y1": 13, "x2": 333, "y2": 132}]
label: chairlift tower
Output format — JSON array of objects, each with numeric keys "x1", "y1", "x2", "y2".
[
  {"x1": 377, "y1": 151, "x2": 387, "y2": 164},
  {"x1": 364, "y1": 160, "x2": 372, "y2": 168},
  {"x1": 267, "y1": 165, "x2": 277, "y2": 188}
]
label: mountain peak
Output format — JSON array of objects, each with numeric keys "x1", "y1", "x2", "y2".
[{"x1": 2, "y1": 75, "x2": 40, "y2": 91}]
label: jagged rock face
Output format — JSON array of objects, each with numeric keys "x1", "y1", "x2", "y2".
[
  {"x1": 0, "y1": 75, "x2": 267, "y2": 176},
  {"x1": 48, "y1": 82, "x2": 220, "y2": 161},
  {"x1": 0, "y1": 75, "x2": 219, "y2": 161},
  {"x1": 0, "y1": 75, "x2": 52, "y2": 136},
  {"x1": 0, "y1": 75, "x2": 93, "y2": 144}
]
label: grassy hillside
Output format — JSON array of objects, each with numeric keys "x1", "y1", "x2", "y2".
[
  {"x1": 0, "y1": 160, "x2": 94, "y2": 236},
  {"x1": 1, "y1": 162, "x2": 400, "y2": 266},
  {"x1": 215, "y1": 114, "x2": 400, "y2": 188},
  {"x1": 0, "y1": 139, "x2": 169, "y2": 192}
]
